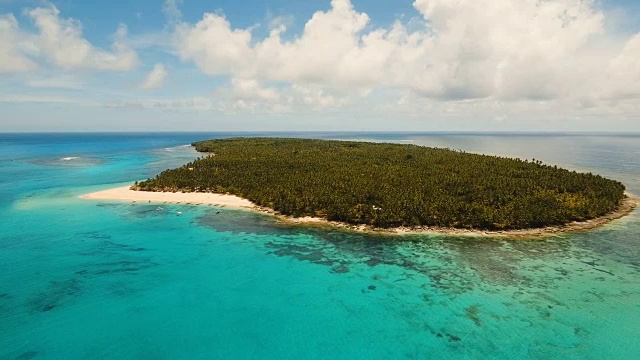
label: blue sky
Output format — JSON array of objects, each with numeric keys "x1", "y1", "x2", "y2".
[{"x1": 1, "y1": 0, "x2": 640, "y2": 132}]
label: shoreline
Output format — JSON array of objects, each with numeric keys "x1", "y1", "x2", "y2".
[
  {"x1": 80, "y1": 185, "x2": 638, "y2": 238},
  {"x1": 80, "y1": 186, "x2": 255, "y2": 209}
]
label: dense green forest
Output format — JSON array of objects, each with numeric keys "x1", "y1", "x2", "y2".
[{"x1": 134, "y1": 138, "x2": 626, "y2": 230}]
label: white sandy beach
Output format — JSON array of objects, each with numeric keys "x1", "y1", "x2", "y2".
[
  {"x1": 81, "y1": 185, "x2": 637, "y2": 238},
  {"x1": 80, "y1": 186, "x2": 255, "y2": 208}
]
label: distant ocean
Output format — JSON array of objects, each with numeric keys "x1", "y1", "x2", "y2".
[{"x1": 1, "y1": 132, "x2": 639, "y2": 359}]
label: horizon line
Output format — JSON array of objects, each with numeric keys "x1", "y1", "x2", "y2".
[{"x1": 1, "y1": 130, "x2": 639, "y2": 136}]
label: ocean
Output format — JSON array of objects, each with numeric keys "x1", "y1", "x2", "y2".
[{"x1": 1, "y1": 132, "x2": 639, "y2": 359}]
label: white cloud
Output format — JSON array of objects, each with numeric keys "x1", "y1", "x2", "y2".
[
  {"x1": 211, "y1": 79, "x2": 285, "y2": 114},
  {"x1": 409, "y1": 0, "x2": 606, "y2": 101},
  {"x1": 293, "y1": 85, "x2": 337, "y2": 110},
  {"x1": 3, "y1": 0, "x2": 640, "y2": 130},
  {"x1": 171, "y1": 0, "x2": 640, "y2": 109},
  {"x1": 25, "y1": 5, "x2": 138, "y2": 71},
  {"x1": 0, "y1": 14, "x2": 37, "y2": 72},
  {"x1": 140, "y1": 63, "x2": 168, "y2": 89},
  {"x1": 0, "y1": 4, "x2": 138, "y2": 72},
  {"x1": 208, "y1": 79, "x2": 367, "y2": 115},
  {"x1": 174, "y1": 13, "x2": 254, "y2": 77},
  {"x1": 230, "y1": 78, "x2": 280, "y2": 101},
  {"x1": 606, "y1": 34, "x2": 640, "y2": 100}
]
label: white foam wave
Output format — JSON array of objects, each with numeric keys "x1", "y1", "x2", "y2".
[{"x1": 164, "y1": 144, "x2": 192, "y2": 152}]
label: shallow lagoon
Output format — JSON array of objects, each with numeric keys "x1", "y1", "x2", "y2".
[{"x1": 1, "y1": 133, "x2": 639, "y2": 359}]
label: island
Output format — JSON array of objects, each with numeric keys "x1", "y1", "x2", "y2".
[{"x1": 83, "y1": 137, "x2": 637, "y2": 237}]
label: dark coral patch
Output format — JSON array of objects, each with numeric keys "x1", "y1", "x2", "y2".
[
  {"x1": 29, "y1": 279, "x2": 82, "y2": 313},
  {"x1": 330, "y1": 264, "x2": 350, "y2": 274},
  {"x1": 16, "y1": 351, "x2": 39, "y2": 360},
  {"x1": 446, "y1": 334, "x2": 462, "y2": 342},
  {"x1": 465, "y1": 305, "x2": 482, "y2": 327}
]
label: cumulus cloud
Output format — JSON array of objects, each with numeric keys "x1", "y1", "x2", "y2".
[
  {"x1": 213, "y1": 79, "x2": 284, "y2": 113},
  {"x1": 0, "y1": 14, "x2": 37, "y2": 72},
  {"x1": 606, "y1": 34, "x2": 640, "y2": 100},
  {"x1": 212, "y1": 78, "x2": 363, "y2": 114},
  {"x1": 171, "y1": 0, "x2": 640, "y2": 106},
  {"x1": 3, "y1": 0, "x2": 639, "y2": 125},
  {"x1": 293, "y1": 85, "x2": 338, "y2": 110},
  {"x1": 140, "y1": 63, "x2": 168, "y2": 89},
  {"x1": 1, "y1": 4, "x2": 138, "y2": 72},
  {"x1": 174, "y1": 14, "x2": 254, "y2": 77},
  {"x1": 26, "y1": 5, "x2": 138, "y2": 71},
  {"x1": 230, "y1": 78, "x2": 280, "y2": 101}
]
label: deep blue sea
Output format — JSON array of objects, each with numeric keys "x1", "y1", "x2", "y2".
[{"x1": 1, "y1": 132, "x2": 639, "y2": 359}]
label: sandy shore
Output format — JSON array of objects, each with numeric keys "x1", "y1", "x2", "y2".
[
  {"x1": 81, "y1": 185, "x2": 637, "y2": 238},
  {"x1": 80, "y1": 186, "x2": 255, "y2": 208},
  {"x1": 275, "y1": 196, "x2": 638, "y2": 238}
]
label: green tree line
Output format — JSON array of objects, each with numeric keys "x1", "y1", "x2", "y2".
[{"x1": 134, "y1": 138, "x2": 626, "y2": 230}]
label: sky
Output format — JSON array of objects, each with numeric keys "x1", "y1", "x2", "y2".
[{"x1": 1, "y1": 0, "x2": 640, "y2": 132}]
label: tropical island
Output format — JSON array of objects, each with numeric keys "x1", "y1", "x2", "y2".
[{"x1": 94, "y1": 137, "x2": 636, "y2": 236}]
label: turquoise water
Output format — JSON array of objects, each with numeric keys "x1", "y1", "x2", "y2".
[{"x1": 1, "y1": 133, "x2": 639, "y2": 359}]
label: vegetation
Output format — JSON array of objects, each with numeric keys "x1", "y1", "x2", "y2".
[{"x1": 135, "y1": 138, "x2": 626, "y2": 230}]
